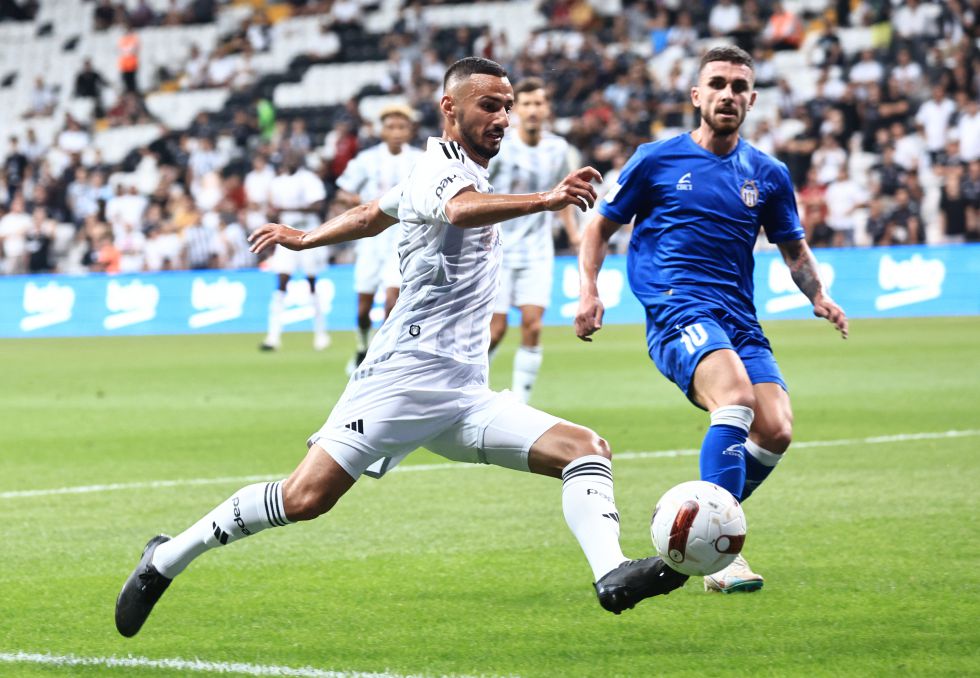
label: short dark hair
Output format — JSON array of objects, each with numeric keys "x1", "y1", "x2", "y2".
[
  {"x1": 514, "y1": 77, "x2": 546, "y2": 99},
  {"x1": 699, "y1": 45, "x2": 754, "y2": 74},
  {"x1": 443, "y1": 57, "x2": 508, "y2": 92}
]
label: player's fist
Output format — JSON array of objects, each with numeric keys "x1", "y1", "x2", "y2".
[
  {"x1": 544, "y1": 167, "x2": 602, "y2": 212},
  {"x1": 248, "y1": 223, "x2": 305, "y2": 254},
  {"x1": 574, "y1": 292, "x2": 605, "y2": 342}
]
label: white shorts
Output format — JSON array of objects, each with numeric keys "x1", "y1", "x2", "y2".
[
  {"x1": 353, "y1": 230, "x2": 400, "y2": 294},
  {"x1": 270, "y1": 245, "x2": 329, "y2": 278},
  {"x1": 493, "y1": 258, "x2": 554, "y2": 314},
  {"x1": 307, "y1": 351, "x2": 562, "y2": 479}
]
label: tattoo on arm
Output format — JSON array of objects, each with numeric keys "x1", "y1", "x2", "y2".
[{"x1": 781, "y1": 240, "x2": 823, "y2": 301}]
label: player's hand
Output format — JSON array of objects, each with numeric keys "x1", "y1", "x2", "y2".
[
  {"x1": 248, "y1": 223, "x2": 305, "y2": 254},
  {"x1": 813, "y1": 293, "x2": 848, "y2": 339},
  {"x1": 544, "y1": 167, "x2": 602, "y2": 213},
  {"x1": 575, "y1": 292, "x2": 604, "y2": 342}
]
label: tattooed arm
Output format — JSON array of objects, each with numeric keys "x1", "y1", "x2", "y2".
[{"x1": 777, "y1": 238, "x2": 849, "y2": 338}]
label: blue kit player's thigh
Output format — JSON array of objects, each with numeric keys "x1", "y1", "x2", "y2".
[
  {"x1": 729, "y1": 324, "x2": 788, "y2": 391},
  {"x1": 646, "y1": 308, "x2": 735, "y2": 402}
]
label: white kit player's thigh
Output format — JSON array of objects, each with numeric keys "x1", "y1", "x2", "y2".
[
  {"x1": 493, "y1": 264, "x2": 519, "y2": 315},
  {"x1": 270, "y1": 245, "x2": 300, "y2": 275},
  {"x1": 424, "y1": 390, "x2": 563, "y2": 472},
  {"x1": 353, "y1": 238, "x2": 383, "y2": 294},
  {"x1": 513, "y1": 258, "x2": 554, "y2": 309},
  {"x1": 308, "y1": 352, "x2": 482, "y2": 479},
  {"x1": 298, "y1": 246, "x2": 329, "y2": 278}
]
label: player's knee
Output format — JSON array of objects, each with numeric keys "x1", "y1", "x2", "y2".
[
  {"x1": 568, "y1": 429, "x2": 610, "y2": 461},
  {"x1": 520, "y1": 315, "x2": 542, "y2": 344}
]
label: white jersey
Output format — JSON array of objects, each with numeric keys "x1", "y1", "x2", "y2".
[
  {"x1": 337, "y1": 142, "x2": 423, "y2": 277},
  {"x1": 489, "y1": 131, "x2": 572, "y2": 267},
  {"x1": 366, "y1": 137, "x2": 501, "y2": 367},
  {"x1": 269, "y1": 168, "x2": 326, "y2": 230}
]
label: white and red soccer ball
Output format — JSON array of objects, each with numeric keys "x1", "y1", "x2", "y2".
[{"x1": 650, "y1": 480, "x2": 747, "y2": 576}]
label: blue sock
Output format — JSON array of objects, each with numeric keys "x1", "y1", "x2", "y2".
[
  {"x1": 699, "y1": 405, "x2": 754, "y2": 499},
  {"x1": 741, "y1": 439, "x2": 783, "y2": 501}
]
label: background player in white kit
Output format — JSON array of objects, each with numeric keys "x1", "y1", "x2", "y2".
[
  {"x1": 334, "y1": 104, "x2": 423, "y2": 371},
  {"x1": 260, "y1": 152, "x2": 329, "y2": 352},
  {"x1": 115, "y1": 58, "x2": 687, "y2": 639},
  {"x1": 488, "y1": 78, "x2": 582, "y2": 403}
]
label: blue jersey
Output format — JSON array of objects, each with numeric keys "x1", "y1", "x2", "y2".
[{"x1": 599, "y1": 133, "x2": 804, "y2": 322}]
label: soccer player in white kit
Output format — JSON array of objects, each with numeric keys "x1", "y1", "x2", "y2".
[
  {"x1": 334, "y1": 104, "x2": 423, "y2": 370},
  {"x1": 488, "y1": 78, "x2": 582, "y2": 403},
  {"x1": 115, "y1": 59, "x2": 687, "y2": 638},
  {"x1": 260, "y1": 152, "x2": 330, "y2": 352}
]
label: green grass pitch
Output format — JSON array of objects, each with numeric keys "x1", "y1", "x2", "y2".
[{"x1": 2, "y1": 317, "x2": 979, "y2": 677}]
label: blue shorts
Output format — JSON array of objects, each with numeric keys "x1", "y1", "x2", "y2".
[{"x1": 644, "y1": 296, "x2": 786, "y2": 408}]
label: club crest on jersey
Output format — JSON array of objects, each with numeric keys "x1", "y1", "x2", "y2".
[
  {"x1": 676, "y1": 172, "x2": 693, "y2": 191},
  {"x1": 740, "y1": 180, "x2": 759, "y2": 207}
]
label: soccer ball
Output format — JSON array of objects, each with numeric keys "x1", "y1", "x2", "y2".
[{"x1": 650, "y1": 480, "x2": 747, "y2": 576}]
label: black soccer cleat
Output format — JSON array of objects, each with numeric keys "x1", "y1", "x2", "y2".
[
  {"x1": 594, "y1": 556, "x2": 690, "y2": 614},
  {"x1": 115, "y1": 535, "x2": 173, "y2": 637}
]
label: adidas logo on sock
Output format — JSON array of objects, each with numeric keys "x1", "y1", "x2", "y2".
[
  {"x1": 212, "y1": 521, "x2": 229, "y2": 545},
  {"x1": 344, "y1": 419, "x2": 364, "y2": 434},
  {"x1": 601, "y1": 512, "x2": 620, "y2": 523}
]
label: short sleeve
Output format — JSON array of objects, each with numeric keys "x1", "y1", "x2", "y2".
[
  {"x1": 378, "y1": 182, "x2": 403, "y2": 218},
  {"x1": 761, "y1": 162, "x2": 805, "y2": 243},
  {"x1": 597, "y1": 148, "x2": 651, "y2": 225},
  {"x1": 412, "y1": 156, "x2": 476, "y2": 223},
  {"x1": 335, "y1": 155, "x2": 366, "y2": 194}
]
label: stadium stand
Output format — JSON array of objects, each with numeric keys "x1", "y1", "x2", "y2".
[{"x1": 1, "y1": 0, "x2": 978, "y2": 275}]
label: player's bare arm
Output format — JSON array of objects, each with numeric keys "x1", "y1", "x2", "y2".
[
  {"x1": 575, "y1": 214, "x2": 624, "y2": 342},
  {"x1": 444, "y1": 166, "x2": 601, "y2": 229},
  {"x1": 249, "y1": 200, "x2": 397, "y2": 254},
  {"x1": 778, "y1": 238, "x2": 849, "y2": 338}
]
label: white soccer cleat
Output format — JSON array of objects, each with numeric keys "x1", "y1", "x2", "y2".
[
  {"x1": 313, "y1": 332, "x2": 331, "y2": 351},
  {"x1": 703, "y1": 554, "x2": 764, "y2": 593}
]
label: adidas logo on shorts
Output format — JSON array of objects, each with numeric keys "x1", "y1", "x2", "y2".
[{"x1": 344, "y1": 419, "x2": 364, "y2": 434}]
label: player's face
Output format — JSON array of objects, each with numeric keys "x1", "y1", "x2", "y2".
[
  {"x1": 381, "y1": 115, "x2": 413, "y2": 151},
  {"x1": 514, "y1": 88, "x2": 550, "y2": 133},
  {"x1": 692, "y1": 61, "x2": 757, "y2": 136},
  {"x1": 443, "y1": 74, "x2": 513, "y2": 163}
]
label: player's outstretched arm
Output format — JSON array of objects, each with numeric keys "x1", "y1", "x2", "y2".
[
  {"x1": 248, "y1": 200, "x2": 398, "y2": 255},
  {"x1": 778, "y1": 238, "x2": 849, "y2": 339},
  {"x1": 575, "y1": 214, "x2": 623, "y2": 342},
  {"x1": 444, "y1": 167, "x2": 602, "y2": 229}
]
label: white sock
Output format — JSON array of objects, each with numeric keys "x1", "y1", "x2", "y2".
[
  {"x1": 512, "y1": 346, "x2": 542, "y2": 404},
  {"x1": 311, "y1": 286, "x2": 327, "y2": 338},
  {"x1": 561, "y1": 455, "x2": 626, "y2": 581},
  {"x1": 265, "y1": 290, "x2": 285, "y2": 346},
  {"x1": 151, "y1": 481, "x2": 292, "y2": 578}
]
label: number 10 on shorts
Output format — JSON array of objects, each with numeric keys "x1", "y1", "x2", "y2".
[{"x1": 679, "y1": 323, "x2": 708, "y2": 355}]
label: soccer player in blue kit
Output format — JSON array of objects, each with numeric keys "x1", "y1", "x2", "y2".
[{"x1": 575, "y1": 46, "x2": 848, "y2": 593}]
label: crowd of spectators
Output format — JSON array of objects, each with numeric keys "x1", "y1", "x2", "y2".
[{"x1": 1, "y1": 0, "x2": 979, "y2": 277}]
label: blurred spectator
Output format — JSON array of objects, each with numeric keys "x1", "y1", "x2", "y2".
[
  {"x1": 74, "y1": 59, "x2": 110, "y2": 118},
  {"x1": 761, "y1": 2, "x2": 803, "y2": 52},
  {"x1": 183, "y1": 216, "x2": 221, "y2": 269},
  {"x1": 865, "y1": 197, "x2": 889, "y2": 246},
  {"x1": 939, "y1": 164, "x2": 970, "y2": 243},
  {"x1": 4, "y1": 137, "x2": 29, "y2": 205},
  {"x1": 882, "y1": 187, "x2": 924, "y2": 245},
  {"x1": 116, "y1": 221, "x2": 147, "y2": 273},
  {"x1": 812, "y1": 134, "x2": 847, "y2": 186},
  {"x1": 849, "y1": 49, "x2": 884, "y2": 95},
  {"x1": 118, "y1": 21, "x2": 141, "y2": 94},
  {"x1": 708, "y1": 0, "x2": 741, "y2": 38},
  {"x1": 24, "y1": 208, "x2": 55, "y2": 273},
  {"x1": 93, "y1": 0, "x2": 116, "y2": 31},
  {"x1": 872, "y1": 145, "x2": 906, "y2": 197},
  {"x1": 0, "y1": 195, "x2": 31, "y2": 274},
  {"x1": 320, "y1": 119, "x2": 359, "y2": 180},
  {"x1": 915, "y1": 84, "x2": 956, "y2": 161},
  {"x1": 825, "y1": 167, "x2": 869, "y2": 247},
  {"x1": 890, "y1": 48, "x2": 923, "y2": 99},
  {"x1": 91, "y1": 231, "x2": 121, "y2": 273},
  {"x1": 24, "y1": 76, "x2": 57, "y2": 118},
  {"x1": 957, "y1": 97, "x2": 980, "y2": 162},
  {"x1": 666, "y1": 11, "x2": 698, "y2": 53},
  {"x1": 128, "y1": 0, "x2": 157, "y2": 29}
]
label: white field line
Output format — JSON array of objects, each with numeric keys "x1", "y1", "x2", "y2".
[
  {"x1": 0, "y1": 651, "x2": 487, "y2": 677},
  {"x1": 3, "y1": 429, "x2": 977, "y2": 501}
]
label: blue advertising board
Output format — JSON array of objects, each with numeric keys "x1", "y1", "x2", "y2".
[{"x1": 1, "y1": 244, "x2": 978, "y2": 339}]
